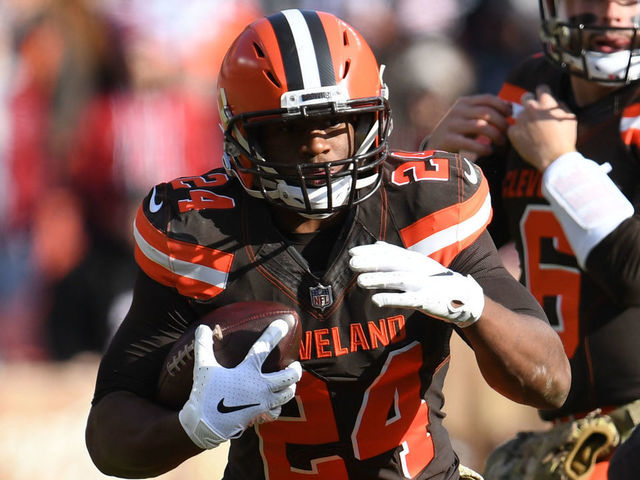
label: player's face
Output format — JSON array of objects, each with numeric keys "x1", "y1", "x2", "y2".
[
  {"x1": 564, "y1": 0, "x2": 640, "y2": 27},
  {"x1": 255, "y1": 115, "x2": 357, "y2": 186},
  {"x1": 561, "y1": 0, "x2": 640, "y2": 52}
]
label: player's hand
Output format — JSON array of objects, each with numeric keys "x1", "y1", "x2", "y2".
[
  {"x1": 349, "y1": 241, "x2": 484, "y2": 327},
  {"x1": 178, "y1": 321, "x2": 302, "y2": 449},
  {"x1": 508, "y1": 84, "x2": 577, "y2": 172},
  {"x1": 425, "y1": 94, "x2": 512, "y2": 159}
]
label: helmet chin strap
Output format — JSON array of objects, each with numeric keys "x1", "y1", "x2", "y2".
[
  {"x1": 278, "y1": 174, "x2": 379, "y2": 219},
  {"x1": 586, "y1": 50, "x2": 640, "y2": 83},
  {"x1": 275, "y1": 175, "x2": 353, "y2": 212},
  {"x1": 564, "y1": 49, "x2": 640, "y2": 84}
]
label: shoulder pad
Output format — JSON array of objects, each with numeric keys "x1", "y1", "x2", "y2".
[
  {"x1": 132, "y1": 169, "x2": 239, "y2": 300},
  {"x1": 384, "y1": 150, "x2": 492, "y2": 267}
]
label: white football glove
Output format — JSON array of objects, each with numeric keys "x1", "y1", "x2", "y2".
[
  {"x1": 349, "y1": 241, "x2": 485, "y2": 327},
  {"x1": 178, "y1": 320, "x2": 302, "y2": 449}
]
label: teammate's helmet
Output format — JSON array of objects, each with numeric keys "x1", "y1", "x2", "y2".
[
  {"x1": 217, "y1": 9, "x2": 391, "y2": 218},
  {"x1": 540, "y1": 0, "x2": 640, "y2": 84}
]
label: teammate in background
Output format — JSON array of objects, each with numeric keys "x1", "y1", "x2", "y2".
[
  {"x1": 85, "y1": 9, "x2": 570, "y2": 480},
  {"x1": 423, "y1": 1, "x2": 640, "y2": 478},
  {"x1": 608, "y1": 424, "x2": 640, "y2": 479}
]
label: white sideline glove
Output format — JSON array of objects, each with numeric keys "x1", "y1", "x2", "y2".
[
  {"x1": 178, "y1": 320, "x2": 302, "y2": 449},
  {"x1": 349, "y1": 241, "x2": 485, "y2": 328}
]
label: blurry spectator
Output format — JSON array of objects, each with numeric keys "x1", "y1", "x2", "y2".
[
  {"x1": 0, "y1": 0, "x2": 121, "y2": 360},
  {"x1": 459, "y1": 0, "x2": 540, "y2": 93},
  {"x1": 42, "y1": 0, "x2": 262, "y2": 360},
  {"x1": 0, "y1": 0, "x2": 262, "y2": 361},
  {"x1": 393, "y1": 0, "x2": 479, "y2": 40},
  {"x1": 385, "y1": 37, "x2": 477, "y2": 150}
]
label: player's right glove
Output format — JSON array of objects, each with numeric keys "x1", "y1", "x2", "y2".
[
  {"x1": 349, "y1": 241, "x2": 485, "y2": 327},
  {"x1": 178, "y1": 320, "x2": 302, "y2": 449}
]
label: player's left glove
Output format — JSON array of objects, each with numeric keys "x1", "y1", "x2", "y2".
[
  {"x1": 178, "y1": 321, "x2": 302, "y2": 449},
  {"x1": 349, "y1": 241, "x2": 484, "y2": 327}
]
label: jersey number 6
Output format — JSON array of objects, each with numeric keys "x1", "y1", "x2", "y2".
[{"x1": 520, "y1": 206, "x2": 581, "y2": 357}]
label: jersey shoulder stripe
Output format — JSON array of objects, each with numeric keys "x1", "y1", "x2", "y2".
[
  {"x1": 384, "y1": 151, "x2": 493, "y2": 267},
  {"x1": 400, "y1": 173, "x2": 492, "y2": 266},
  {"x1": 497, "y1": 54, "x2": 563, "y2": 124},
  {"x1": 620, "y1": 102, "x2": 640, "y2": 148},
  {"x1": 133, "y1": 201, "x2": 234, "y2": 300},
  {"x1": 498, "y1": 82, "x2": 527, "y2": 124}
]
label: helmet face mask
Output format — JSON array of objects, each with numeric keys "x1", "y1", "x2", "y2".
[
  {"x1": 217, "y1": 9, "x2": 391, "y2": 218},
  {"x1": 540, "y1": 0, "x2": 640, "y2": 84}
]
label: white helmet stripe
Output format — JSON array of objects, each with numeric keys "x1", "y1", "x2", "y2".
[
  {"x1": 268, "y1": 9, "x2": 336, "y2": 91},
  {"x1": 282, "y1": 9, "x2": 321, "y2": 88}
]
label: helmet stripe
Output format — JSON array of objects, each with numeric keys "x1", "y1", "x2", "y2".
[
  {"x1": 300, "y1": 10, "x2": 336, "y2": 87},
  {"x1": 281, "y1": 9, "x2": 321, "y2": 88},
  {"x1": 268, "y1": 11, "x2": 305, "y2": 90},
  {"x1": 268, "y1": 9, "x2": 335, "y2": 91}
]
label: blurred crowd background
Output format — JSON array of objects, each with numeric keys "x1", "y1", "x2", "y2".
[{"x1": 0, "y1": 0, "x2": 546, "y2": 478}]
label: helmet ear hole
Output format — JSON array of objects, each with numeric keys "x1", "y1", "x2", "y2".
[
  {"x1": 253, "y1": 43, "x2": 265, "y2": 58},
  {"x1": 264, "y1": 70, "x2": 281, "y2": 88},
  {"x1": 342, "y1": 60, "x2": 351, "y2": 80}
]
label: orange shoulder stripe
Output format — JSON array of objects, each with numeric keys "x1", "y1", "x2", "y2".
[
  {"x1": 133, "y1": 206, "x2": 234, "y2": 300},
  {"x1": 498, "y1": 82, "x2": 527, "y2": 125},
  {"x1": 399, "y1": 176, "x2": 492, "y2": 268},
  {"x1": 620, "y1": 103, "x2": 640, "y2": 147}
]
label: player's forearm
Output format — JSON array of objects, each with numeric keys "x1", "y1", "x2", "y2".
[
  {"x1": 86, "y1": 391, "x2": 203, "y2": 478},
  {"x1": 464, "y1": 297, "x2": 571, "y2": 409}
]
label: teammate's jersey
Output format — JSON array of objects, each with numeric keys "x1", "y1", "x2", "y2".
[
  {"x1": 93, "y1": 151, "x2": 545, "y2": 480},
  {"x1": 479, "y1": 53, "x2": 640, "y2": 421}
]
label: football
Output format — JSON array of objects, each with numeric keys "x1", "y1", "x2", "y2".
[{"x1": 156, "y1": 300, "x2": 302, "y2": 410}]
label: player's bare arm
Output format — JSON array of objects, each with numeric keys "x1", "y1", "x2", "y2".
[
  {"x1": 461, "y1": 297, "x2": 570, "y2": 409},
  {"x1": 87, "y1": 319, "x2": 301, "y2": 477},
  {"x1": 86, "y1": 392, "x2": 200, "y2": 477}
]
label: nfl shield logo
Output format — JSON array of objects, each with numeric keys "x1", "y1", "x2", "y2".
[{"x1": 309, "y1": 284, "x2": 333, "y2": 311}]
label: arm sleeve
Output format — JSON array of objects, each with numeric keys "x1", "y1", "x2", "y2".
[
  {"x1": 586, "y1": 215, "x2": 640, "y2": 307},
  {"x1": 91, "y1": 268, "x2": 197, "y2": 405},
  {"x1": 450, "y1": 229, "x2": 547, "y2": 321}
]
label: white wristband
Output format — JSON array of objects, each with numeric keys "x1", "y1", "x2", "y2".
[
  {"x1": 541, "y1": 152, "x2": 634, "y2": 268},
  {"x1": 179, "y1": 405, "x2": 224, "y2": 450}
]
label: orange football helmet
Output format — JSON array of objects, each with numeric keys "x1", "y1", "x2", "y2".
[{"x1": 217, "y1": 9, "x2": 391, "y2": 217}]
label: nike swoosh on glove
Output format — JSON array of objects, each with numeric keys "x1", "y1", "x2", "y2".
[
  {"x1": 349, "y1": 241, "x2": 484, "y2": 328},
  {"x1": 178, "y1": 320, "x2": 302, "y2": 449}
]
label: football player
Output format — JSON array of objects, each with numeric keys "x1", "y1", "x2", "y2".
[
  {"x1": 423, "y1": 0, "x2": 640, "y2": 478},
  {"x1": 85, "y1": 9, "x2": 570, "y2": 480}
]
